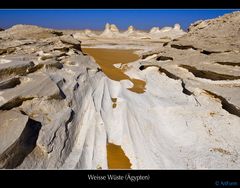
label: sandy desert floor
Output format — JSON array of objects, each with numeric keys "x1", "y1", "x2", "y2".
[{"x1": 82, "y1": 48, "x2": 146, "y2": 94}]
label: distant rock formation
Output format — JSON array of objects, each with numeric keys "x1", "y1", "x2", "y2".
[
  {"x1": 70, "y1": 23, "x2": 186, "y2": 41},
  {"x1": 109, "y1": 24, "x2": 119, "y2": 33},
  {"x1": 1, "y1": 24, "x2": 63, "y2": 40},
  {"x1": 98, "y1": 23, "x2": 186, "y2": 40},
  {"x1": 128, "y1": 25, "x2": 134, "y2": 32},
  {"x1": 72, "y1": 29, "x2": 96, "y2": 40},
  {"x1": 124, "y1": 25, "x2": 135, "y2": 34},
  {"x1": 148, "y1": 24, "x2": 185, "y2": 39},
  {"x1": 100, "y1": 23, "x2": 120, "y2": 38},
  {"x1": 149, "y1": 27, "x2": 160, "y2": 33},
  {"x1": 126, "y1": 25, "x2": 135, "y2": 33},
  {"x1": 173, "y1": 23, "x2": 181, "y2": 30},
  {"x1": 160, "y1": 26, "x2": 172, "y2": 32},
  {"x1": 150, "y1": 24, "x2": 182, "y2": 34},
  {"x1": 84, "y1": 29, "x2": 96, "y2": 37}
]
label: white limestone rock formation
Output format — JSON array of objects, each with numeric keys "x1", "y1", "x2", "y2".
[
  {"x1": 149, "y1": 24, "x2": 185, "y2": 40},
  {"x1": 72, "y1": 32, "x2": 88, "y2": 40},
  {"x1": 84, "y1": 29, "x2": 96, "y2": 37},
  {"x1": 77, "y1": 23, "x2": 185, "y2": 43},
  {"x1": 0, "y1": 25, "x2": 106, "y2": 169},
  {"x1": 100, "y1": 23, "x2": 120, "y2": 38},
  {"x1": 0, "y1": 11, "x2": 239, "y2": 170},
  {"x1": 173, "y1": 23, "x2": 181, "y2": 30},
  {"x1": 124, "y1": 25, "x2": 135, "y2": 35},
  {"x1": 0, "y1": 24, "x2": 63, "y2": 40},
  {"x1": 109, "y1": 24, "x2": 119, "y2": 33},
  {"x1": 120, "y1": 12, "x2": 240, "y2": 168},
  {"x1": 0, "y1": 110, "x2": 28, "y2": 157},
  {"x1": 72, "y1": 30, "x2": 96, "y2": 41},
  {"x1": 175, "y1": 11, "x2": 240, "y2": 53},
  {"x1": 127, "y1": 25, "x2": 134, "y2": 32},
  {"x1": 160, "y1": 26, "x2": 172, "y2": 32},
  {"x1": 149, "y1": 27, "x2": 160, "y2": 33},
  {"x1": 122, "y1": 25, "x2": 149, "y2": 39}
]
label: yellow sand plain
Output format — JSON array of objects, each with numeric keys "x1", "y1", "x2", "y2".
[{"x1": 82, "y1": 48, "x2": 146, "y2": 93}]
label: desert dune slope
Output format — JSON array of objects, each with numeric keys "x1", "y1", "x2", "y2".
[{"x1": 0, "y1": 11, "x2": 240, "y2": 169}]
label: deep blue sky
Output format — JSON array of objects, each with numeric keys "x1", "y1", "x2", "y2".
[{"x1": 0, "y1": 10, "x2": 239, "y2": 31}]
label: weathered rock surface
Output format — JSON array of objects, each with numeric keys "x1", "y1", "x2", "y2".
[
  {"x1": 0, "y1": 24, "x2": 63, "y2": 40},
  {"x1": 125, "y1": 25, "x2": 135, "y2": 34},
  {"x1": 140, "y1": 11, "x2": 240, "y2": 109},
  {"x1": 0, "y1": 110, "x2": 28, "y2": 155},
  {"x1": 71, "y1": 23, "x2": 186, "y2": 46},
  {"x1": 148, "y1": 24, "x2": 185, "y2": 40},
  {"x1": 0, "y1": 110, "x2": 41, "y2": 168},
  {"x1": 174, "y1": 11, "x2": 240, "y2": 53},
  {"x1": 0, "y1": 25, "x2": 104, "y2": 169},
  {"x1": 123, "y1": 12, "x2": 240, "y2": 168},
  {"x1": 0, "y1": 11, "x2": 240, "y2": 169},
  {"x1": 100, "y1": 23, "x2": 120, "y2": 38}
]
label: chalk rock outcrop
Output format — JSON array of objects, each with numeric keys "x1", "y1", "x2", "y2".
[
  {"x1": 0, "y1": 24, "x2": 63, "y2": 40},
  {"x1": 149, "y1": 24, "x2": 185, "y2": 39},
  {"x1": 100, "y1": 23, "x2": 120, "y2": 38},
  {"x1": 124, "y1": 25, "x2": 135, "y2": 34},
  {"x1": 173, "y1": 23, "x2": 181, "y2": 30},
  {"x1": 0, "y1": 24, "x2": 107, "y2": 169},
  {"x1": 0, "y1": 11, "x2": 239, "y2": 170},
  {"x1": 149, "y1": 27, "x2": 160, "y2": 33},
  {"x1": 128, "y1": 25, "x2": 134, "y2": 32},
  {"x1": 121, "y1": 11, "x2": 240, "y2": 168},
  {"x1": 71, "y1": 23, "x2": 185, "y2": 42},
  {"x1": 176, "y1": 11, "x2": 240, "y2": 53},
  {"x1": 84, "y1": 29, "x2": 96, "y2": 37}
]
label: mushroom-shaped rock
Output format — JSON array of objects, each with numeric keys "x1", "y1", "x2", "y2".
[
  {"x1": 100, "y1": 23, "x2": 120, "y2": 37},
  {"x1": 128, "y1": 25, "x2": 134, "y2": 32},
  {"x1": 124, "y1": 25, "x2": 135, "y2": 35},
  {"x1": 110, "y1": 24, "x2": 119, "y2": 33},
  {"x1": 174, "y1": 24, "x2": 181, "y2": 30}
]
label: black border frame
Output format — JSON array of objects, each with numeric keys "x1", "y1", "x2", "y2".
[{"x1": 0, "y1": 0, "x2": 239, "y2": 9}]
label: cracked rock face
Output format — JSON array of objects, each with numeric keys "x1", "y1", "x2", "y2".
[
  {"x1": 0, "y1": 11, "x2": 240, "y2": 169},
  {"x1": 0, "y1": 24, "x2": 105, "y2": 169}
]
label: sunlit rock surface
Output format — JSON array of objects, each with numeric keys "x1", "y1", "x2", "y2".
[{"x1": 0, "y1": 11, "x2": 240, "y2": 169}]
